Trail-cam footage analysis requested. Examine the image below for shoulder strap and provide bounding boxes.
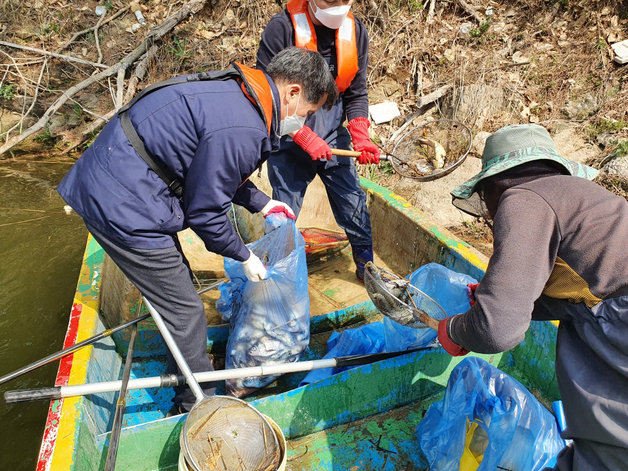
[117,67,242,198]
[118,67,239,114]
[119,111,183,198]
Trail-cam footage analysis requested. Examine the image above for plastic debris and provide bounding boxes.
[134,10,146,26]
[611,39,628,65]
[368,101,401,124]
[95,5,106,16]
[418,357,566,471]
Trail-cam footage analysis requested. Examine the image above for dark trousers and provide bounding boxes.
[86,224,215,411]
[267,143,373,248]
[539,296,628,470]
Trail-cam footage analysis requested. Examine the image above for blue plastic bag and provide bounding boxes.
[418,357,566,471]
[383,263,478,351]
[300,321,387,386]
[217,217,310,396]
[300,263,478,386]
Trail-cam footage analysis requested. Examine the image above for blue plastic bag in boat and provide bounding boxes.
[300,263,479,386]
[299,321,387,386]
[383,263,478,351]
[417,357,566,471]
[217,217,310,396]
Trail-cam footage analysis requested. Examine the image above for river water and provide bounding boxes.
[0,159,86,470]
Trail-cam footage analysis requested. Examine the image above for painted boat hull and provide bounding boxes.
[36,178,559,470]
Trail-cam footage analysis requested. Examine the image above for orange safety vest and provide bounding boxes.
[233,62,276,135]
[286,0,359,93]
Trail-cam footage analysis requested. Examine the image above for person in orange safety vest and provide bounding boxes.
[257,0,378,281]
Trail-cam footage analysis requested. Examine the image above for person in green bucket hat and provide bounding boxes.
[438,124,628,470]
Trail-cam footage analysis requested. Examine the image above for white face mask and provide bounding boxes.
[279,92,306,136]
[309,1,351,30]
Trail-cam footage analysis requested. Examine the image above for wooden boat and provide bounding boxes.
[34,173,560,470]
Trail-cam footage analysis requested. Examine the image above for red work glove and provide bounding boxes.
[437,317,469,356]
[292,126,332,161]
[347,117,380,165]
[261,199,296,220]
[467,283,480,307]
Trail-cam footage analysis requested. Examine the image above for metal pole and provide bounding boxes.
[4,347,432,403]
[142,297,205,404]
[104,322,138,471]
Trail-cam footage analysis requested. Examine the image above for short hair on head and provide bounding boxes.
[266,47,338,110]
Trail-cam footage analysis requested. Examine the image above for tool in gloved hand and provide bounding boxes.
[363,262,443,331]
[347,117,381,164]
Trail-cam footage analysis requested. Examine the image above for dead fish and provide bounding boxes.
[418,137,447,169]
[365,262,431,329]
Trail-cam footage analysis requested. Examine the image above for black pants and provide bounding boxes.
[538,296,628,470]
[86,224,216,411]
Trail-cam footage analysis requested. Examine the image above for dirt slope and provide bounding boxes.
[1,0,626,253]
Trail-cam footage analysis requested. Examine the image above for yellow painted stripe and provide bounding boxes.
[48,236,102,470]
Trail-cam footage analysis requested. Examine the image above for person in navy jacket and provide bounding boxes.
[257,0,379,281]
[57,47,337,413]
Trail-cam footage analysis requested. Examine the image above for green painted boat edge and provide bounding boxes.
[38,179,559,471]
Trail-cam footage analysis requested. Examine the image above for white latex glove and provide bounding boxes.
[261,199,296,220]
[242,250,267,282]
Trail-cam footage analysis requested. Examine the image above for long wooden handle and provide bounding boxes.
[332,148,390,162]
[331,148,361,157]
[415,310,440,331]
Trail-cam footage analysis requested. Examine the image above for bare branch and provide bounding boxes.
[115,67,125,109]
[426,0,436,24]
[418,84,453,108]
[0,0,208,156]
[94,11,107,65]
[455,0,483,24]
[55,7,130,54]
[62,45,159,155]
[0,41,109,69]
[2,58,48,140]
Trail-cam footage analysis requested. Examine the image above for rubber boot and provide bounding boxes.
[352,244,373,282]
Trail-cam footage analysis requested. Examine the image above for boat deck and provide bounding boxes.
[42,176,556,471]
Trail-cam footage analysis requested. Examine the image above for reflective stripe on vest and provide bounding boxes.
[287,0,359,92]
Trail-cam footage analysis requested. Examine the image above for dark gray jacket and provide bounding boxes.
[450,175,628,353]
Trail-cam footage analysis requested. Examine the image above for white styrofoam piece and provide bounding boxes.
[611,39,628,65]
[368,101,401,124]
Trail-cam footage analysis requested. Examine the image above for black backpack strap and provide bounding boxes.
[119,67,239,114]
[119,111,183,198]
[117,66,241,198]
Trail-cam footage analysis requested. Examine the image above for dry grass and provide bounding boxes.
[1,0,627,244]
[1,0,626,146]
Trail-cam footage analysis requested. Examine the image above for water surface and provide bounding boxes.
[0,159,86,470]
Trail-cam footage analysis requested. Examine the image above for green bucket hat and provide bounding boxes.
[451,124,598,200]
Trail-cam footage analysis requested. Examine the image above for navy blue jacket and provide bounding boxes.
[57,75,280,262]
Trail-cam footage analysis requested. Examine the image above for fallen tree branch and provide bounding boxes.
[0,0,208,157]
[456,0,483,24]
[418,84,453,108]
[0,41,108,69]
[62,45,160,155]
[2,58,48,141]
[426,0,436,24]
[389,84,454,143]
[94,11,108,65]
